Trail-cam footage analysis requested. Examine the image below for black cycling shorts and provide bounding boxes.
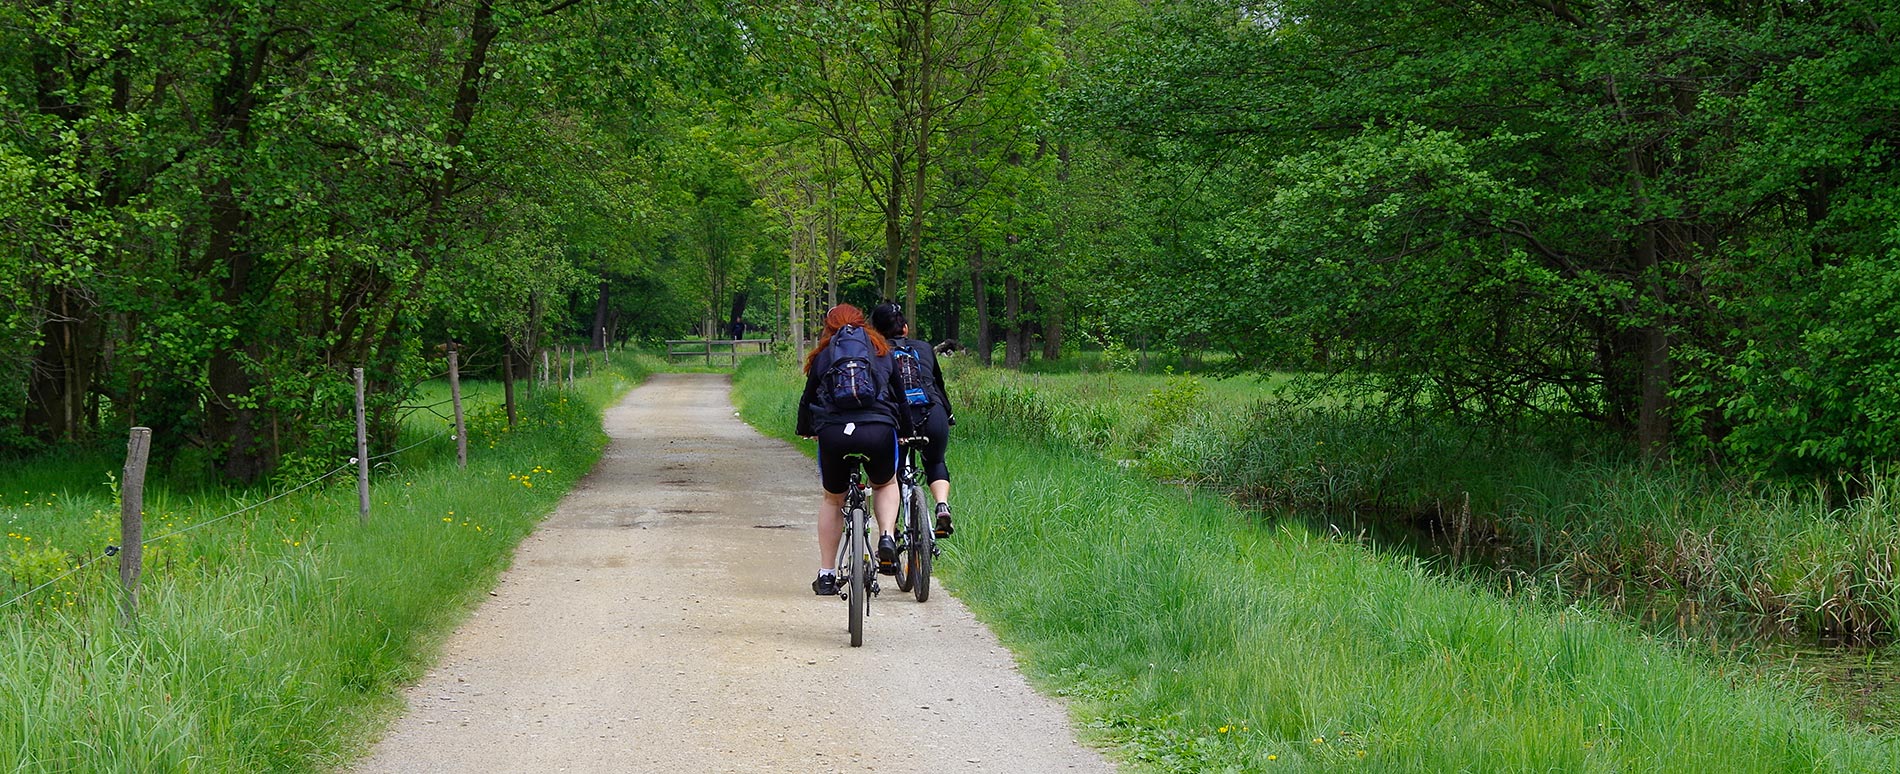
[816,421,898,494]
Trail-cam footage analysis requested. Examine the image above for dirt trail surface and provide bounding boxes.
[353,373,1115,774]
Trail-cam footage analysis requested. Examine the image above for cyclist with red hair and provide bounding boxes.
[796,304,913,596]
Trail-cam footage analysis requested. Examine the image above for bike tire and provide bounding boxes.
[847,503,867,647]
[909,487,932,603]
[893,487,916,593]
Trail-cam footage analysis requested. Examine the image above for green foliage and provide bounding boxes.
[1056,0,1900,478]
[0,0,747,480]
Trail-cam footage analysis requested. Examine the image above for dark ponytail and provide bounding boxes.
[870,302,907,340]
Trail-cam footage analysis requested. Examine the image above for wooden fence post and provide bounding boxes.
[354,367,370,525]
[541,350,551,388]
[448,350,467,469]
[567,346,576,387]
[119,427,151,626]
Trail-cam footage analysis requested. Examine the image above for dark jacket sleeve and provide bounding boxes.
[924,343,952,420]
[795,359,822,437]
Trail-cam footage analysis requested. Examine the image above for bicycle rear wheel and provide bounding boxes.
[907,487,932,603]
[847,501,867,647]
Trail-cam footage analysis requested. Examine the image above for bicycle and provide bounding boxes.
[892,437,937,602]
[832,456,878,647]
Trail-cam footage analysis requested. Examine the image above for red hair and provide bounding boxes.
[805,303,891,372]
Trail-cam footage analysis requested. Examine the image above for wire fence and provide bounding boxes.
[1,401,465,615]
[0,344,615,617]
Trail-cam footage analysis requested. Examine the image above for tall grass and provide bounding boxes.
[950,363,1900,643]
[735,357,1900,771]
[0,352,659,772]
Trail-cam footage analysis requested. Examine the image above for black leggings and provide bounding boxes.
[915,405,950,483]
[816,422,898,494]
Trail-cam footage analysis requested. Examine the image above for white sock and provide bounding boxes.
[818,568,836,577]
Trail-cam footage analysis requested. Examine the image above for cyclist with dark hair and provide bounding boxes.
[797,303,912,596]
[869,302,955,538]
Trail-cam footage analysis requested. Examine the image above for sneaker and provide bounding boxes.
[812,573,839,596]
[934,502,954,538]
[877,534,899,575]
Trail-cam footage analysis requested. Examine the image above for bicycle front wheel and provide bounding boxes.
[894,488,916,593]
[847,504,867,647]
[907,487,932,603]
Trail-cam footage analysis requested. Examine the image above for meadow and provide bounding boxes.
[0,353,657,772]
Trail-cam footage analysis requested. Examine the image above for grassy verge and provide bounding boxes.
[0,352,660,772]
[948,364,1900,644]
[733,356,1900,772]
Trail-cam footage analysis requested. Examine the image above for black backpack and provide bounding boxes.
[824,325,879,410]
[891,344,933,409]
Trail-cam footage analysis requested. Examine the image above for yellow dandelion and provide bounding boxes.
[1219,726,1230,734]
[1268,755,1278,761]
[1312,737,1324,744]
[443,517,452,522]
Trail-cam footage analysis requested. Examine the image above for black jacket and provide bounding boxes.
[796,342,912,437]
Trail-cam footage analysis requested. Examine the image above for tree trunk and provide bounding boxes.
[971,245,992,366]
[942,274,961,346]
[24,286,101,442]
[1004,274,1024,368]
[790,260,805,353]
[502,343,518,428]
[1042,290,1063,362]
[591,279,610,350]
[903,0,936,317]
[728,291,748,339]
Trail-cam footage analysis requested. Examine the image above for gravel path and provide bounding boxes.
[352,373,1115,773]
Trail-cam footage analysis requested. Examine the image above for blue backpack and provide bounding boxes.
[825,325,879,410]
[891,344,933,408]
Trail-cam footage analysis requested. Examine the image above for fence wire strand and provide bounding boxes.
[0,551,112,611]
[3,428,453,612]
[140,462,354,546]
[368,430,450,462]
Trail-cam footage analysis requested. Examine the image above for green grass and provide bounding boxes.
[947,362,1900,645]
[733,356,1900,772]
[0,351,661,772]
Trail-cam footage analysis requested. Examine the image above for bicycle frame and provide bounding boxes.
[834,465,876,646]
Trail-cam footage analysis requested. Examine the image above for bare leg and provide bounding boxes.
[818,490,844,570]
[930,479,949,506]
[871,479,899,535]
